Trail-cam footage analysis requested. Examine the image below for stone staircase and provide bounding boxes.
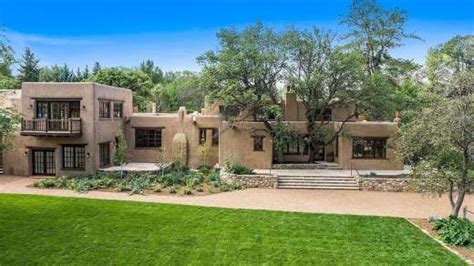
[277,175,359,190]
[273,162,342,170]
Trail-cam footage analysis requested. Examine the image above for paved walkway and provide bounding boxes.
[0,176,472,219]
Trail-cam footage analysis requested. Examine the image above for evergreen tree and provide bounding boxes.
[82,65,90,80]
[18,47,40,82]
[92,62,101,75]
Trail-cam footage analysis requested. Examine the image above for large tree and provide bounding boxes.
[284,28,362,162]
[0,28,15,77]
[88,67,156,111]
[340,0,422,121]
[158,71,204,112]
[340,0,420,75]
[397,36,473,217]
[0,27,19,90]
[198,23,287,132]
[140,60,164,84]
[18,47,40,82]
[0,108,20,153]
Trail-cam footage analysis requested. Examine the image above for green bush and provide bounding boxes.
[33,166,242,195]
[432,216,474,246]
[225,164,254,175]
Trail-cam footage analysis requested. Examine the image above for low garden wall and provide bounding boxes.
[360,176,474,193]
[221,172,277,189]
[359,177,412,192]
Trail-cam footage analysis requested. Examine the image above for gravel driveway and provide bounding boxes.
[1,175,472,219]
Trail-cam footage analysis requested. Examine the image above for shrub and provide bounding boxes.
[169,185,177,194]
[225,164,254,175]
[432,216,474,246]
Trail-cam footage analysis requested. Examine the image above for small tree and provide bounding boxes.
[155,147,168,176]
[197,144,210,168]
[113,128,129,178]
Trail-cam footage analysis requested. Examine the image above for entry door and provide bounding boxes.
[32,150,56,175]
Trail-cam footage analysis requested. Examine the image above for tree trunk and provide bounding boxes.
[306,115,317,163]
[452,186,466,217]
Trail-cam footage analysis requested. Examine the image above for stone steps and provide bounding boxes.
[272,163,342,170]
[277,175,359,190]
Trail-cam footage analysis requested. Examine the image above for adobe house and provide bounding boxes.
[0,82,403,177]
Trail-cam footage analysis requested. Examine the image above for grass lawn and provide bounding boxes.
[0,194,464,265]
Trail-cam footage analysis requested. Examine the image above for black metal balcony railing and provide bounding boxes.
[21,118,81,136]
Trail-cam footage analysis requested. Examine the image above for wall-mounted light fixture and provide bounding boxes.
[82,105,86,110]
[86,152,90,158]
[24,150,28,156]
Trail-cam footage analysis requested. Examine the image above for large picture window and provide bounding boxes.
[135,128,162,148]
[99,101,110,118]
[62,145,86,170]
[352,138,387,159]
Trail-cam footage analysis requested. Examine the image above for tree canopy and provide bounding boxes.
[397,35,473,217]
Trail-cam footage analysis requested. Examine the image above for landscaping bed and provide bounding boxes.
[0,194,465,265]
[410,218,474,263]
[32,165,242,196]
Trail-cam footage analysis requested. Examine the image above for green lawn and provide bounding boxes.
[0,194,464,265]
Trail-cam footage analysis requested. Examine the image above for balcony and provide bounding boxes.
[21,118,82,137]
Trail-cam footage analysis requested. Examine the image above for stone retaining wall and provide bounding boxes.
[221,172,277,189]
[359,177,412,192]
[360,177,474,193]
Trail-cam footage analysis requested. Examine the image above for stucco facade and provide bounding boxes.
[0,82,403,177]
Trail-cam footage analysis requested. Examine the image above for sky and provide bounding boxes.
[1,0,473,72]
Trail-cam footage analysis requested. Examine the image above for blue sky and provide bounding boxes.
[1,0,473,72]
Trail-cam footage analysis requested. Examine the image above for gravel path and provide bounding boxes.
[1,176,472,219]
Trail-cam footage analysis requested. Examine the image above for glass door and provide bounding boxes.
[32,150,55,175]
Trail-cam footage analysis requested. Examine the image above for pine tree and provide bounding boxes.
[82,65,90,80]
[17,47,40,82]
[92,62,101,75]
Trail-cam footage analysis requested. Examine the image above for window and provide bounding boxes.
[253,136,264,151]
[199,128,207,145]
[99,143,110,167]
[316,108,332,121]
[212,128,219,146]
[135,128,162,148]
[62,145,86,170]
[35,101,80,118]
[352,138,387,159]
[113,102,123,118]
[283,139,309,155]
[99,101,110,118]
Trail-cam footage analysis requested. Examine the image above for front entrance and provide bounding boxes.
[32,150,56,175]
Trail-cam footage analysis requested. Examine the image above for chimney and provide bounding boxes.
[284,89,297,121]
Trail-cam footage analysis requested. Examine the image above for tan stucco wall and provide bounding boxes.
[336,122,404,170]
[2,82,132,176]
[1,83,403,175]
[127,109,220,168]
